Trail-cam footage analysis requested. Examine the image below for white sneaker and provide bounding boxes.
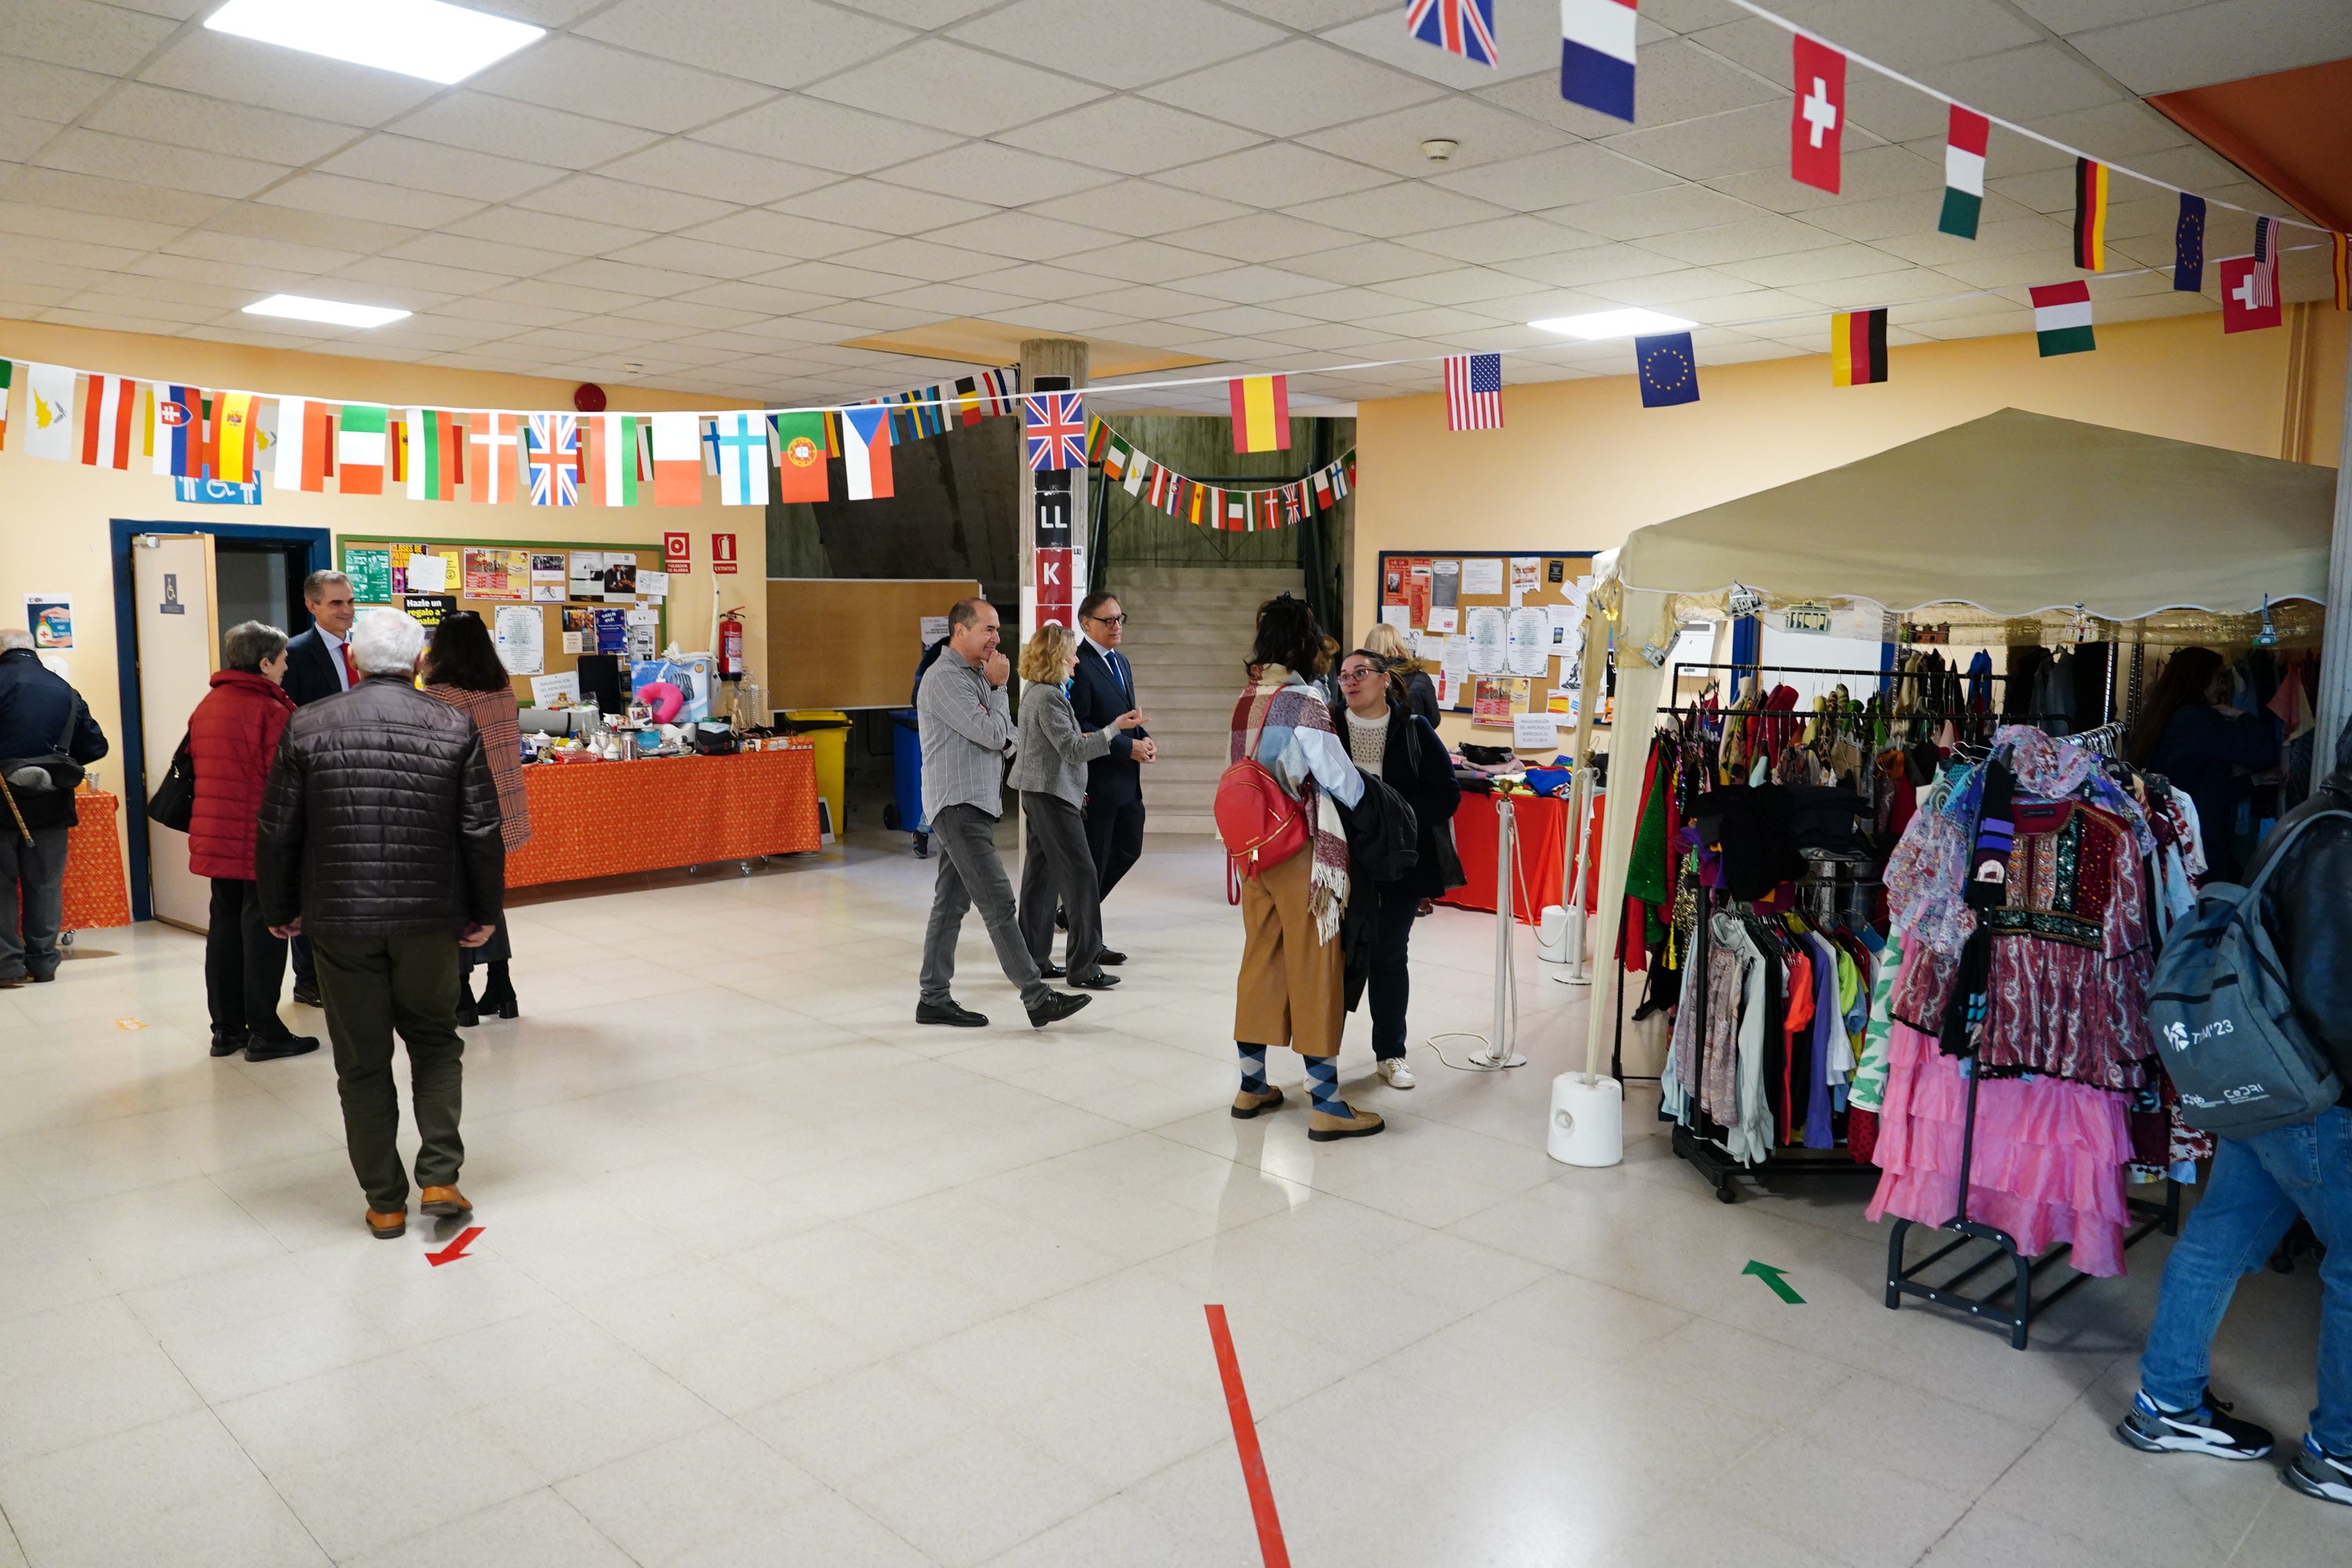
[1377,1058,1415,1089]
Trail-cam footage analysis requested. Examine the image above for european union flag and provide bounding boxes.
[1636,332,1700,408]
[2173,193,2205,292]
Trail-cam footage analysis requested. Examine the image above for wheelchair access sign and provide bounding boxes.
[172,477,261,505]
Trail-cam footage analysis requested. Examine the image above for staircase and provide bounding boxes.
[1105,565,1305,837]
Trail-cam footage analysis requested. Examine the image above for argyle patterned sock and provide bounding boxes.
[1237,1044,1267,1095]
[1305,1055,1349,1117]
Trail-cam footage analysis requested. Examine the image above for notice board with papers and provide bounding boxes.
[337,533,670,707]
[1377,549,1599,742]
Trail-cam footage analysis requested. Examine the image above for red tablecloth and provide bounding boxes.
[60,791,132,931]
[1435,789,1607,927]
[506,748,822,888]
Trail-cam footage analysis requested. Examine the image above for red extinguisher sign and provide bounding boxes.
[711,533,738,575]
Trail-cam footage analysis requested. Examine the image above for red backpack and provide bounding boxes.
[1215,693,1308,879]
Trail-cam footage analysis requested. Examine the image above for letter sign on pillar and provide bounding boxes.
[1036,548,1074,628]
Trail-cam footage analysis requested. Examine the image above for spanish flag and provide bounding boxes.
[2333,231,2350,311]
[2072,158,2108,272]
[1829,307,1887,387]
[1228,373,1289,453]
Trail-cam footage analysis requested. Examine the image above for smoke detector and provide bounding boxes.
[1421,138,1458,162]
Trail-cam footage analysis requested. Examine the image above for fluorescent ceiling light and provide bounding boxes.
[1530,308,1697,340]
[205,0,544,85]
[245,294,412,328]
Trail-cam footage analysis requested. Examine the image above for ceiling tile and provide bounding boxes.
[804,40,1106,136]
[1295,98,1572,176]
[1219,0,1391,29]
[1397,214,1609,263]
[0,113,57,165]
[1772,0,2042,70]
[1058,238,1239,283]
[0,56,113,123]
[1157,143,1392,207]
[1066,282,1216,318]
[995,96,1264,176]
[1717,241,1923,287]
[1138,40,1443,138]
[772,179,996,233]
[680,208,884,259]
[1842,74,1952,144]
[0,0,177,74]
[1167,211,1362,262]
[1784,267,1978,307]
[822,237,1012,281]
[877,142,1118,206]
[1869,212,2068,266]
[388,232,572,278]
[691,96,960,176]
[258,172,482,229]
[472,37,775,134]
[869,279,1036,316]
[1916,44,2126,120]
[321,135,562,203]
[0,198,182,251]
[924,210,1124,263]
[208,201,420,254]
[956,261,1118,300]
[511,173,737,232]
[1602,102,1851,183]
[2056,0,2352,96]
[1546,183,1759,241]
[677,280,844,314]
[604,234,800,279]
[540,256,720,297]
[387,93,664,169]
[1633,214,1847,265]
[34,128,289,200]
[1027,180,1251,238]
[1432,143,1684,210]
[576,0,916,89]
[1370,265,1545,306]
[962,0,1288,91]
[1703,143,1940,215]
[1280,240,1457,285]
[1581,266,1759,306]
[1492,242,1690,288]
[749,260,918,296]
[594,142,837,206]
[1346,303,1509,338]
[1171,266,1334,305]
[1287,180,1515,238]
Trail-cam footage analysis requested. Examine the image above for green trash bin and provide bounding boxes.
[783,710,851,837]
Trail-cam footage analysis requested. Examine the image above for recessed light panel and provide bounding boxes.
[205,0,544,85]
[244,294,412,328]
[1530,308,1698,340]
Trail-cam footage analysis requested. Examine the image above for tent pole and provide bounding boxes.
[2314,347,2352,788]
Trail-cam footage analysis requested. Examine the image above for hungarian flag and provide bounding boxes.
[840,405,894,501]
[2072,158,2108,271]
[1789,36,1845,194]
[405,408,463,500]
[712,411,768,507]
[1559,0,1636,122]
[1938,107,1987,239]
[275,397,333,492]
[1829,308,1888,387]
[0,361,10,451]
[2173,194,2206,292]
[467,412,517,503]
[2030,281,2095,357]
[771,411,829,502]
[78,374,139,470]
[649,413,702,506]
[1229,374,1289,452]
[337,404,388,494]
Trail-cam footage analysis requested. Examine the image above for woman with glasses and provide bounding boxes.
[1011,623,1142,990]
[1335,647,1461,1088]
[1360,622,1441,730]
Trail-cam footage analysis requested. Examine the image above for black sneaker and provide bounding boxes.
[209,1029,250,1058]
[1026,992,1092,1029]
[916,999,989,1028]
[2285,1436,2352,1505]
[292,984,322,1007]
[2115,1390,2274,1460]
[245,1034,320,1062]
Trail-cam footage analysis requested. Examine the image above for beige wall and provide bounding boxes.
[1,319,768,852]
[1352,309,2349,739]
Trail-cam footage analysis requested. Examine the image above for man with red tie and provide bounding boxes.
[279,570,358,1004]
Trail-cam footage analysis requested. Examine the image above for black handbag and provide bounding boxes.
[146,731,195,833]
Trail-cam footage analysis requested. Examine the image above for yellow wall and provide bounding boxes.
[1352,308,2349,699]
[1,319,767,851]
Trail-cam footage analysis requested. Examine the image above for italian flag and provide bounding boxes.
[1939,106,1987,240]
[2030,281,2095,358]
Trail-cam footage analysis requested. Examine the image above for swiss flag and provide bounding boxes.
[1790,36,1846,194]
[2218,255,2281,334]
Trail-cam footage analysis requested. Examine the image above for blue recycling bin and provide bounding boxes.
[887,710,929,855]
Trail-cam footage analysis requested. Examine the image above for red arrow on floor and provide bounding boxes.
[426,1226,483,1267]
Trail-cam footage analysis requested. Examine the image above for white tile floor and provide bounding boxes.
[0,829,2340,1566]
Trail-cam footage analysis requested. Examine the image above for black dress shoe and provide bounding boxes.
[209,1029,250,1058]
[1026,992,1092,1028]
[1037,962,1067,979]
[491,993,519,1021]
[456,996,480,1028]
[1069,971,1120,990]
[245,1034,320,1062]
[916,999,989,1027]
[1096,949,1127,967]
[292,984,322,1007]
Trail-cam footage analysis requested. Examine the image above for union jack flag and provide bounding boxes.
[1406,0,1497,67]
[524,412,581,506]
[1022,390,1087,471]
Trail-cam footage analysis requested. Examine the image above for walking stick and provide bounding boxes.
[0,773,33,846]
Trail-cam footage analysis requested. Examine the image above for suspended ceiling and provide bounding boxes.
[1,0,2347,410]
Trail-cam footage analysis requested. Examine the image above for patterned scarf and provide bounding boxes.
[1240,666,1351,942]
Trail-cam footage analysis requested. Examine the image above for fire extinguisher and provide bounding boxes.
[717,608,745,678]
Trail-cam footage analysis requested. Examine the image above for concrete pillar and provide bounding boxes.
[2313,348,2352,787]
[1018,338,1089,649]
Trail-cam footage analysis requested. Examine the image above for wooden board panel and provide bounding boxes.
[339,535,668,707]
[766,578,981,711]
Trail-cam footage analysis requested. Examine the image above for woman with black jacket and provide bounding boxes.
[1334,648,1461,1088]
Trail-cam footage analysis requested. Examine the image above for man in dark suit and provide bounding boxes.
[279,569,356,1003]
[1068,590,1152,963]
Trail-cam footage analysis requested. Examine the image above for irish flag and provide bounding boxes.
[2030,281,2095,358]
[1939,107,1987,240]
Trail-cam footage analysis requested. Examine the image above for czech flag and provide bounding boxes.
[840,405,895,501]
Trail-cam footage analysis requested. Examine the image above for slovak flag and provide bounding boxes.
[1407,0,1497,68]
[1560,0,1637,122]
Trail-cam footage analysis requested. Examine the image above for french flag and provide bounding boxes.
[1561,0,1637,122]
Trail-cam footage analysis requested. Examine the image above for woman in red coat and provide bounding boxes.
[190,622,316,1062]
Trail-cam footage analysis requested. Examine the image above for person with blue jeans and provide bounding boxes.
[2119,721,2352,1508]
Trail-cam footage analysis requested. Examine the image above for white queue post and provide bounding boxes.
[1473,790,1528,1070]
[1555,768,1593,987]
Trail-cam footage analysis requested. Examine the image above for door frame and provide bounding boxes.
[111,519,333,921]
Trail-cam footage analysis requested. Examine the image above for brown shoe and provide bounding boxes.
[366,1208,407,1239]
[1308,1103,1385,1142]
[419,1185,472,1218]
[1231,1084,1285,1120]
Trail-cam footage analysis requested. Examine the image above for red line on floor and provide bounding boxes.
[1204,1304,1291,1568]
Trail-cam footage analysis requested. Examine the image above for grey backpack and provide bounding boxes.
[2145,809,2351,1138]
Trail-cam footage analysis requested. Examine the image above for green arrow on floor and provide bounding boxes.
[1742,1261,1804,1304]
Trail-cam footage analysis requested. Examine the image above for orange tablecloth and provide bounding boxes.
[60,790,132,931]
[506,748,822,888]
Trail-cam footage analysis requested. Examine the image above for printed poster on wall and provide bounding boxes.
[1461,557,1503,596]
[1505,607,1552,677]
[1406,560,1432,627]
[344,549,393,604]
[1430,559,1461,617]
[463,548,529,600]
[386,544,423,595]
[568,552,606,597]
[492,604,544,675]
[1465,605,1506,674]
[1509,557,1540,604]
[601,559,638,599]
[1471,677,1519,728]
[593,608,627,653]
[404,593,454,630]
[24,594,71,649]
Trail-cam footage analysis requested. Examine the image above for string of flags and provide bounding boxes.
[1091,416,1356,534]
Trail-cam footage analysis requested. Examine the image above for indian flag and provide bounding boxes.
[2030,281,2095,358]
[1938,106,1987,240]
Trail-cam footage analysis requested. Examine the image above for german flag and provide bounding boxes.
[2073,158,2108,271]
[1830,307,1887,387]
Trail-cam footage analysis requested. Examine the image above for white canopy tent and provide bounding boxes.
[1573,408,2339,1083]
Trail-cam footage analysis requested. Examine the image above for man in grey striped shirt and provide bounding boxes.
[916,598,1091,1030]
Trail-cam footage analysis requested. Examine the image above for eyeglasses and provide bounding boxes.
[1085,613,1127,626]
[1337,667,1383,683]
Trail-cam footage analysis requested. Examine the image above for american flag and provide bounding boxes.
[1444,353,1504,430]
[524,413,580,506]
[1022,390,1087,470]
[1406,0,1497,67]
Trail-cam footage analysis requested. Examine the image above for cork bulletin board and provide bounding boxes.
[336,534,670,706]
[765,577,980,711]
[1377,549,1600,724]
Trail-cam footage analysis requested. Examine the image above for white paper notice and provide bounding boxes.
[1379,604,1410,630]
[636,570,668,599]
[531,583,564,603]
[529,670,580,708]
[1427,607,1458,633]
[1513,712,1559,750]
[1442,634,1471,679]
[1547,604,1581,647]
[625,608,659,628]
[492,604,543,675]
[1462,557,1503,595]
[919,615,949,648]
[1505,606,1552,677]
[1466,606,1506,674]
[561,630,583,655]
[405,553,448,593]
